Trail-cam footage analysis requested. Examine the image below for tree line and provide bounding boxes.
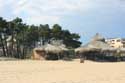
[0,17,81,59]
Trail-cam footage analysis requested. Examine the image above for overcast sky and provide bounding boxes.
[0,0,125,44]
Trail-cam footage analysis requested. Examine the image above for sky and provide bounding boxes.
[0,0,125,44]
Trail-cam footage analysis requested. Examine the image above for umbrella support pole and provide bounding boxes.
[80,54,84,63]
[58,54,60,60]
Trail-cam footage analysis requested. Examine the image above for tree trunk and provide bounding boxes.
[4,38,9,57]
[16,39,20,58]
[11,32,14,57]
[0,35,6,57]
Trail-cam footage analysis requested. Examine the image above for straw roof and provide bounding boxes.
[101,47,117,52]
[33,47,45,51]
[58,45,69,51]
[86,41,110,49]
[43,40,69,53]
[75,46,99,53]
[75,41,101,53]
[75,33,115,53]
[44,44,62,54]
[118,48,125,53]
[91,33,105,41]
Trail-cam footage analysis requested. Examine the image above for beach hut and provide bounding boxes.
[75,45,100,54]
[75,33,120,62]
[32,39,69,60]
[75,46,100,63]
[44,44,63,60]
[75,38,110,59]
[31,47,46,60]
[58,45,70,60]
[59,45,69,52]
[116,48,125,61]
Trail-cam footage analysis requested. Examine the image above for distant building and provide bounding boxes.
[105,38,123,48]
[122,39,125,48]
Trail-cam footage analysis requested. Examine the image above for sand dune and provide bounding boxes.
[0,59,125,83]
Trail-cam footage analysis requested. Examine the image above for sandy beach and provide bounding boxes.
[0,59,125,83]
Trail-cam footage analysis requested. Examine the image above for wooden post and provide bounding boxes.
[80,53,84,63]
[58,53,60,60]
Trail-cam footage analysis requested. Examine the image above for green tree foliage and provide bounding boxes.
[39,24,51,45]
[61,30,81,48]
[51,24,62,40]
[0,17,82,59]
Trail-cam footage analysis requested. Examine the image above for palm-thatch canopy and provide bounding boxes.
[75,46,100,53]
[75,33,115,53]
[32,40,69,60]
[58,45,69,52]
[44,40,69,53]
[86,41,110,49]
[89,33,110,49]
[101,47,117,52]
[75,33,125,61]
[44,43,69,60]
[118,48,125,53]
[91,33,105,41]
[44,44,62,54]
[33,47,45,51]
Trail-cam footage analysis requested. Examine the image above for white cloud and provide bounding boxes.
[1,0,123,25]
[0,0,6,12]
[7,0,90,24]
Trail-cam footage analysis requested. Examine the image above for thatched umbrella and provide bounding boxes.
[117,48,125,57]
[75,34,114,61]
[44,44,63,60]
[75,46,99,53]
[119,48,125,52]
[45,44,62,54]
[75,40,108,53]
[59,45,69,52]
[76,33,109,53]
[58,45,69,59]
[118,48,125,61]
[91,33,105,41]
[87,41,109,49]
[101,47,117,53]
[75,44,101,63]
[34,47,45,51]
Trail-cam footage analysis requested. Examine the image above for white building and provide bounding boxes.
[105,38,123,48]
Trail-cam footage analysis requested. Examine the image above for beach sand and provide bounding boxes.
[0,59,125,83]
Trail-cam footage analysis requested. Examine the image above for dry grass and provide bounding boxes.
[0,59,125,83]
